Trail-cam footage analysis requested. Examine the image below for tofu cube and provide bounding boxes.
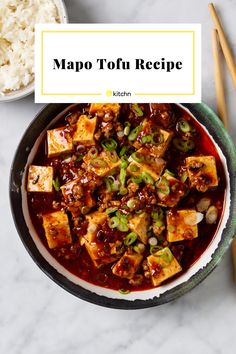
[83,150,121,177]
[147,247,182,286]
[42,210,72,249]
[83,212,122,267]
[112,252,143,279]
[157,172,187,207]
[128,212,150,244]
[73,115,97,146]
[47,127,73,157]
[60,178,81,203]
[27,165,53,192]
[186,156,218,192]
[166,209,198,242]
[137,128,173,158]
[89,103,120,118]
[127,156,166,182]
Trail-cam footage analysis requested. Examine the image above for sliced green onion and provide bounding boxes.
[152,209,164,221]
[131,152,144,163]
[159,248,173,265]
[127,198,136,209]
[90,158,108,168]
[76,154,84,162]
[133,243,146,254]
[130,164,139,173]
[88,146,98,159]
[52,177,60,192]
[121,157,128,169]
[108,216,120,229]
[119,146,129,157]
[150,245,163,255]
[106,207,118,214]
[104,178,112,192]
[128,125,142,141]
[124,232,137,246]
[164,169,175,177]
[142,172,154,185]
[173,138,195,152]
[118,222,129,232]
[177,119,191,133]
[131,176,143,184]
[118,289,130,295]
[119,186,128,195]
[120,167,126,187]
[116,211,129,223]
[131,104,143,117]
[106,150,118,162]
[156,177,170,195]
[181,171,188,183]
[154,219,164,228]
[148,237,158,246]
[141,134,153,144]
[101,138,117,151]
[124,121,131,136]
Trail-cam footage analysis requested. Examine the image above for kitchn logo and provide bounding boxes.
[106,90,131,97]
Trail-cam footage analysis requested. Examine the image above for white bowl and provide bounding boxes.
[0,0,68,103]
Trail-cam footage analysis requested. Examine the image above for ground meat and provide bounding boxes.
[127,182,139,194]
[150,103,176,128]
[129,274,144,286]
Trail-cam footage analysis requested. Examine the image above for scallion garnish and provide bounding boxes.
[130,164,139,173]
[128,125,142,141]
[131,176,143,184]
[106,207,118,214]
[119,146,129,157]
[108,216,120,229]
[173,138,195,152]
[141,134,153,144]
[124,121,131,136]
[150,245,163,255]
[131,152,144,163]
[88,146,98,159]
[90,158,108,168]
[164,169,175,177]
[156,177,170,195]
[52,177,60,192]
[177,119,191,133]
[101,138,118,151]
[76,154,84,162]
[127,198,136,209]
[118,289,130,295]
[141,172,154,185]
[131,104,143,117]
[124,232,137,246]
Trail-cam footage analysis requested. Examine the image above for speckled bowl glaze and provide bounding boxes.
[9,103,236,309]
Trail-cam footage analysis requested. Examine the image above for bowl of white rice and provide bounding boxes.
[0,0,68,102]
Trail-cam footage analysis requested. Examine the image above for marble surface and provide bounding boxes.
[1,0,236,353]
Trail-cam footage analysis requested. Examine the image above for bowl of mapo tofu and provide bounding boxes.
[10,103,236,308]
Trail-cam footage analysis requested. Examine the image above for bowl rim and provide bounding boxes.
[9,102,236,309]
[0,0,69,103]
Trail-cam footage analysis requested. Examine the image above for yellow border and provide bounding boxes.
[40,30,196,97]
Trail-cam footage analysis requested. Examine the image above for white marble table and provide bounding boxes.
[1,1,236,353]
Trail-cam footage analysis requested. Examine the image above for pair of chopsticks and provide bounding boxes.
[208,3,236,281]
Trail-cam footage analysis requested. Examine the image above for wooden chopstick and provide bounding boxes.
[208,3,236,90]
[211,29,228,129]
[210,7,236,282]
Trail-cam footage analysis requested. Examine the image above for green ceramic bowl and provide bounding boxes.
[9,102,236,309]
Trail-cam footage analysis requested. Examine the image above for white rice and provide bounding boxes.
[0,0,60,94]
